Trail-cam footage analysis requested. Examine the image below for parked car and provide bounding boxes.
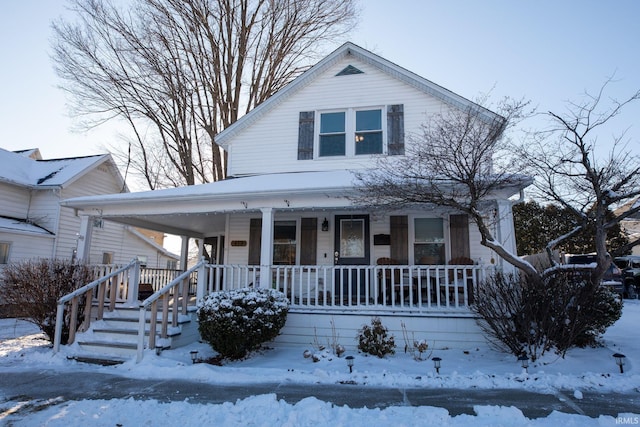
[564,254,625,296]
[613,255,640,299]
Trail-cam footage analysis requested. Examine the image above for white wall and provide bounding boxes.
[224,209,493,268]
[0,231,54,263]
[0,182,30,219]
[227,55,447,177]
[275,311,485,350]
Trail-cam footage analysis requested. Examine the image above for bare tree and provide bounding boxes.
[52,0,357,188]
[517,79,640,282]
[354,97,538,277]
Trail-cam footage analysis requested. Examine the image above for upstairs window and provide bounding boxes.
[355,109,382,155]
[319,112,346,157]
[318,108,383,157]
[298,105,403,159]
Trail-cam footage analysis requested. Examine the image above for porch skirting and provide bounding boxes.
[272,309,485,351]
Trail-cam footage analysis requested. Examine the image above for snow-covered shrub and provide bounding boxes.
[531,269,622,352]
[473,270,623,361]
[0,259,93,344]
[357,317,395,358]
[197,287,289,360]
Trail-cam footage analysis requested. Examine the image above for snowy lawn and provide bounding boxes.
[1,300,639,426]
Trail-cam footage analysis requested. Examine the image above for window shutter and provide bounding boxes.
[300,218,318,265]
[387,104,404,155]
[449,214,470,259]
[298,111,315,160]
[248,218,262,265]
[390,215,408,264]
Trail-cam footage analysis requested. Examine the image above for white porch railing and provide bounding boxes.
[53,261,493,361]
[202,264,494,311]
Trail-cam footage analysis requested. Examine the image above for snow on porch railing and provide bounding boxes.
[53,259,139,353]
[201,264,494,310]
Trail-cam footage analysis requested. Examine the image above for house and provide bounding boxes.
[56,43,532,359]
[616,197,640,256]
[0,148,178,269]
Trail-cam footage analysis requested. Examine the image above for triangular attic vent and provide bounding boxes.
[336,65,363,76]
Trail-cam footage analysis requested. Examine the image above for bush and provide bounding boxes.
[357,317,396,358]
[0,259,94,344]
[197,287,289,360]
[473,270,623,361]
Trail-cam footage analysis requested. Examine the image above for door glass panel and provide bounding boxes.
[340,219,365,258]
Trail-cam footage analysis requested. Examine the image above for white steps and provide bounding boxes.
[71,305,198,362]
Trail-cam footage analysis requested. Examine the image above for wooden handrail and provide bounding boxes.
[53,259,139,353]
[136,259,206,362]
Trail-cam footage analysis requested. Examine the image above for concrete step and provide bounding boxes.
[70,306,197,361]
[92,326,181,344]
[76,340,139,358]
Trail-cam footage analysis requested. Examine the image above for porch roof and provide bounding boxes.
[60,170,531,238]
[61,170,359,237]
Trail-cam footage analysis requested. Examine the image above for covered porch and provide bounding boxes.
[56,171,524,358]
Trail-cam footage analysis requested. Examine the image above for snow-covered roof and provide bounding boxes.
[0,216,54,236]
[62,170,359,208]
[216,42,499,149]
[0,147,117,189]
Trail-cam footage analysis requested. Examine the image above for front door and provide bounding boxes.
[334,215,370,302]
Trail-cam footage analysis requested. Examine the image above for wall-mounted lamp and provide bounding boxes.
[322,218,329,232]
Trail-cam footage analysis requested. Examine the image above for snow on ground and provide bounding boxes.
[1,300,639,426]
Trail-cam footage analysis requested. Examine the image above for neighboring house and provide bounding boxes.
[60,42,532,354]
[0,148,178,269]
[617,197,640,256]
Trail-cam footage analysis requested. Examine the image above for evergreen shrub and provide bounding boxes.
[197,287,289,360]
[357,317,396,357]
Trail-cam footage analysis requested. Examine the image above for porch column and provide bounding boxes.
[259,208,274,288]
[179,236,190,271]
[496,200,517,274]
[75,215,94,262]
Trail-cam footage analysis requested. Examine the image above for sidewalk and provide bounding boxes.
[2,369,638,419]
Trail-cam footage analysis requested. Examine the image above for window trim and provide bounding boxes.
[315,106,386,158]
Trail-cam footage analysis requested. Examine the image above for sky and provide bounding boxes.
[0,1,638,160]
[1,299,639,425]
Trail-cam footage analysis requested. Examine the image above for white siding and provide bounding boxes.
[227,55,446,176]
[275,312,485,350]
[0,182,30,219]
[28,189,62,232]
[224,209,492,269]
[56,166,124,261]
[42,165,173,267]
[0,232,54,263]
[89,223,171,268]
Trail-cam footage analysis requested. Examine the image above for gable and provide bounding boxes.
[217,42,495,149]
[224,53,452,177]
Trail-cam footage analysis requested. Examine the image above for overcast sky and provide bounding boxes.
[1,0,638,160]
